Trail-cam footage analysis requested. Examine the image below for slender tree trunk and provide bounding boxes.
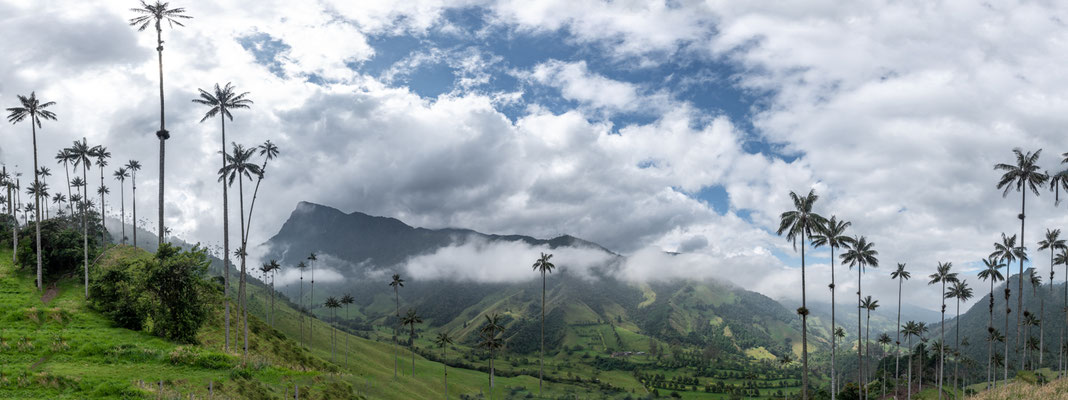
[896,275,903,397]
[1019,191,1026,370]
[939,281,945,400]
[131,171,137,248]
[395,287,399,379]
[99,166,105,245]
[800,230,809,400]
[540,269,546,395]
[908,336,913,400]
[6,166,13,265]
[119,179,125,244]
[82,165,88,299]
[411,325,416,378]
[31,124,42,291]
[238,174,248,358]
[219,116,231,352]
[154,24,167,248]
[310,262,315,343]
[1005,285,1010,383]
[63,161,73,217]
[831,246,837,400]
[242,159,270,242]
[858,263,864,400]
[865,310,871,400]
[443,346,448,400]
[954,296,960,399]
[988,282,994,390]
[299,269,304,347]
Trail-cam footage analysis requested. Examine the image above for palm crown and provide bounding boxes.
[948,280,974,302]
[533,252,555,274]
[192,82,253,123]
[811,215,854,250]
[928,262,959,286]
[991,233,1026,265]
[995,148,1048,198]
[218,143,262,186]
[1038,228,1066,253]
[891,263,910,280]
[978,257,1006,283]
[129,1,190,32]
[6,92,57,127]
[841,236,879,272]
[777,189,827,249]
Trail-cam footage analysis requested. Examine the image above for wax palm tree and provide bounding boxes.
[112,168,129,244]
[903,321,922,400]
[194,82,252,352]
[811,215,853,400]
[219,142,262,358]
[434,331,455,399]
[297,261,307,347]
[130,1,191,247]
[7,92,57,291]
[307,252,317,342]
[51,193,66,217]
[341,293,354,366]
[986,329,1005,388]
[402,309,423,378]
[978,256,1005,389]
[70,138,93,298]
[55,149,75,216]
[991,232,1025,381]
[834,327,846,394]
[258,261,273,325]
[531,252,555,394]
[124,160,141,248]
[389,273,404,379]
[1022,311,1039,370]
[26,183,48,223]
[776,189,827,399]
[841,235,878,398]
[91,145,110,245]
[890,263,911,393]
[36,167,50,219]
[947,279,972,397]
[1038,228,1065,369]
[878,333,892,398]
[861,295,879,399]
[324,297,340,362]
[2,169,13,263]
[928,261,957,399]
[1057,249,1068,378]
[1026,272,1042,370]
[479,313,505,396]
[241,140,278,242]
[995,148,1048,370]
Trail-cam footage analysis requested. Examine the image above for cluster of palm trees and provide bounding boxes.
[780,148,1068,400]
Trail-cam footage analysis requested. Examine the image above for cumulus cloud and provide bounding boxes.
[403,236,617,283]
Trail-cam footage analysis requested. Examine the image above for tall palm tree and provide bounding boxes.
[776,189,827,400]
[1023,311,1040,370]
[129,1,191,247]
[861,295,879,399]
[1038,228,1065,369]
[531,252,555,394]
[834,327,846,394]
[91,146,110,245]
[995,148,1048,369]
[903,321,921,400]
[70,138,93,299]
[978,256,1005,389]
[55,149,75,216]
[193,82,252,352]
[841,235,878,398]
[811,215,853,400]
[389,273,404,379]
[219,142,262,358]
[124,160,141,248]
[1026,272,1042,369]
[479,313,505,396]
[7,92,57,291]
[36,167,50,219]
[928,261,958,400]
[341,293,354,366]
[434,331,455,399]
[297,261,307,347]
[402,309,423,378]
[891,263,911,395]
[987,329,1005,388]
[2,169,13,263]
[51,193,66,217]
[241,140,278,242]
[258,261,273,324]
[947,279,972,397]
[307,252,317,342]
[324,297,340,362]
[1056,249,1068,377]
[113,168,129,244]
[878,333,892,398]
[991,232,1025,381]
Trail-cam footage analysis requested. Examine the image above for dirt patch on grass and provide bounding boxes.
[41,283,58,304]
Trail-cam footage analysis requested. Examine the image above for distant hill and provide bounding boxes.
[261,202,824,363]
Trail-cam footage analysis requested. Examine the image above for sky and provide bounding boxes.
[4,0,1068,313]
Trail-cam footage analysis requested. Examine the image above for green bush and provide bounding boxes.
[16,216,100,282]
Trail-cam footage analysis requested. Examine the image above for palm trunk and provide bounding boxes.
[238,173,248,358]
[63,161,73,217]
[896,275,903,396]
[540,270,546,395]
[411,325,416,378]
[858,263,864,400]
[954,296,960,399]
[831,246,837,400]
[119,179,125,244]
[345,303,350,367]
[443,346,449,399]
[299,269,304,347]
[988,283,993,390]
[394,287,399,379]
[1005,286,1010,383]
[242,159,270,242]
[310,263,315,343]
[939,281,945,400]
[908,336,913,400]
[219,116,231,352]
[82,164,88,299]
[800,230,809,400]
[31,124,42,291]
[1018,191,1026,370]
[131,171,137,248]
[154,23,167,248]
[99,166,105,245]
[8,167,14,265]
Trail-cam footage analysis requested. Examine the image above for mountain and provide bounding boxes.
[261,202,821,364]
